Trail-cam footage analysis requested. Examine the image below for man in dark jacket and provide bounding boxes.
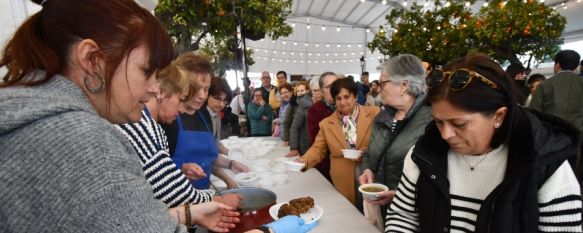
[306,72,338,182]
[530,50,583,179]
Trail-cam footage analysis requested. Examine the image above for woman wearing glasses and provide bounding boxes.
[358,54,432,225]
[200,77,251,189]
[386,54,581,232]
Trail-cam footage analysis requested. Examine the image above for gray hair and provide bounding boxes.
[378,54,427,96]
[319,72,336,89]
[309,75,320,90]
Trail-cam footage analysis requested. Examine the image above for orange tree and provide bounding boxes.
[369,0,566,68]
[155,0,293,72]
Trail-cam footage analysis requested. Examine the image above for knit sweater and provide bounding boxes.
[116,110,212,208]
[0,73,185,233]
[385,146,582,232]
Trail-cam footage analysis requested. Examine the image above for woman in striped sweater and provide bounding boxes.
[117,62,213,208]
[385,54,582,233]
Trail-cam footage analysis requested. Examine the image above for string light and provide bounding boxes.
[465,1,471,6]
[382,0,387,4]
[445,1,451,7]
[402,1,408,7]
[306,24,311,29]
[483,1,489,6]
[336,26,341,32]
[322,26,326,31]
[291,23,295,28]
[366,28,370,33]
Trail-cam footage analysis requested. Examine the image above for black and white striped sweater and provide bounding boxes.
[386,145,582,233]
[117,110,212,208]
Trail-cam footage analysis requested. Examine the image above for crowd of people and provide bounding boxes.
[1,0,582,233]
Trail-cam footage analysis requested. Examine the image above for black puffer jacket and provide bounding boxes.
[412,109,580,233]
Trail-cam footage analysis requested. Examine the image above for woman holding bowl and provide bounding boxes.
[297,78,380,206]
[358,54,432,221]
[385,53,581,232]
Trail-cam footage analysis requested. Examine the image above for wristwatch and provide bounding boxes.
[256,225,271,233]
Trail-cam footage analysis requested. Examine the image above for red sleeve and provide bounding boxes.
[307,106,319,145]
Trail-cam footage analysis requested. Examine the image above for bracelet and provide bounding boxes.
[228,160,235,170]
[184,204,192,229]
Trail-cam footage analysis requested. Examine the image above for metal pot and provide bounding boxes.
[222,187,276,233]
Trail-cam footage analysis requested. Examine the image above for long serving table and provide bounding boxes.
[212,136,381,233]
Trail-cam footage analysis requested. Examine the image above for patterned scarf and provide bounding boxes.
[338,105,360,149]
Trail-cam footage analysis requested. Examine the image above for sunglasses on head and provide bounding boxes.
[427,68,500,91]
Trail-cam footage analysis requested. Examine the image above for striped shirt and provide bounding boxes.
[117,110,212,208]
[386,145,582,232]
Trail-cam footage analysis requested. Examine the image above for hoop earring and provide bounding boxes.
[84,73,105,94]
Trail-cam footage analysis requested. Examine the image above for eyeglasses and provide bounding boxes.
[211,95,228,104]
[427,68,499,91]
[379,80,392,90]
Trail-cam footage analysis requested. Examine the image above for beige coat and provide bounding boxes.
[302,106,380,205]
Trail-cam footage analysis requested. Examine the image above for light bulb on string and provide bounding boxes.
[358,44,362,48]
[308,61,311,63]
[483,1,489,7]
[315,61,319,64]
[300,53,303,56]
[304,43,308,46]
[282,41,286,45]
[366,28,370,33]
[337,44,341,48]
[306,24,311,29]
[282,51,286,55]
[445,1,451,7]
[347,44,352,48]
[315,43,320,47]
[336,26,341,32]
[322,26,326,31]
[360,0,365,3]
[382,0,387,4]
[291,52,295,55]
[291,23,295,28]
[402,1,408,7]
[465,1,471,6]
[293,42,298,46]
[326,44,330,47]
[308,53,312,56]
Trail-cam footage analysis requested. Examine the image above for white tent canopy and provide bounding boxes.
[2,0,583,81]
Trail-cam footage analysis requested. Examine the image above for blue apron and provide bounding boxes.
[172,111,218,189]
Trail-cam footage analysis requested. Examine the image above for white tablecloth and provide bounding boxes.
[214,136,381,233]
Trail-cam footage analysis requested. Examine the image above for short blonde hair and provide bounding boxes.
[174,52,213,99]
[157,63,191,99]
